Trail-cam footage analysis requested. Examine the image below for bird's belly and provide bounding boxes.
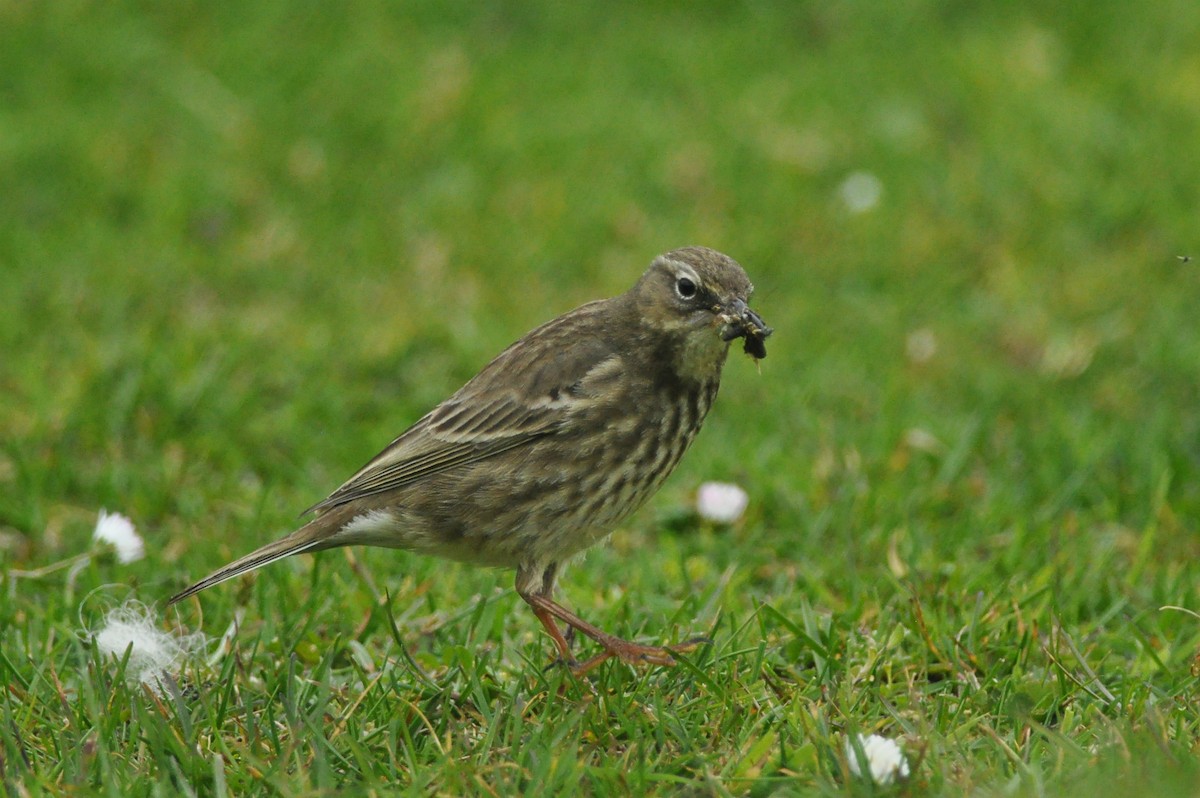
[454,421,702,564]
[350,384,716,569]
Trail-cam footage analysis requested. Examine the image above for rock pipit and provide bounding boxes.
[170,246,771,674]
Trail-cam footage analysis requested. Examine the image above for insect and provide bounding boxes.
[743,325,770,359]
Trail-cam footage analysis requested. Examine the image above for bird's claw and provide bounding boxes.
[669,635,713,653]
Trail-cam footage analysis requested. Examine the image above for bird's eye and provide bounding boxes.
[675,276,698,300]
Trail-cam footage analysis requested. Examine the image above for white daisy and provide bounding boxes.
[695,481,749,524]
[846,733,910,785]
[92,510,145,564]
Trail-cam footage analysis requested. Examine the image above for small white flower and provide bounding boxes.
[695,481,749,524]
[92,510,144,564]
[846,733,910,785]
[905,328,938,364]
[838,171,883,214]
[903,427,944,454]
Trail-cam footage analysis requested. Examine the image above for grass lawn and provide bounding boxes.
[3,1,1200,794]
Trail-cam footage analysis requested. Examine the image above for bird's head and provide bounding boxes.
[631,247,772,377]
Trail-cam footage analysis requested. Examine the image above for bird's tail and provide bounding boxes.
[167,506,352,605]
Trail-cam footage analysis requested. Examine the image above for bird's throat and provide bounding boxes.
[674,331,731,383]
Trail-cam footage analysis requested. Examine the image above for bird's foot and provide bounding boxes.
[566,633,712,676]
[522,591,710,676]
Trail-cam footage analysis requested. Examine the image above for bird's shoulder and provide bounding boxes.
[448,297,634,407]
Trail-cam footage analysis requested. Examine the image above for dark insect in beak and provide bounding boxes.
[742,328,770,359]
[719,299,773,360]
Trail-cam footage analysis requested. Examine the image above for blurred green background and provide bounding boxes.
[2,1,1199,794]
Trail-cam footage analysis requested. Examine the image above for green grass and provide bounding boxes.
[3,0,1200,794]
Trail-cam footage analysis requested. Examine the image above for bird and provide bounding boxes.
[168,246,772,674]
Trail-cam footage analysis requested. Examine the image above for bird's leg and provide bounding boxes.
[516,563,703,675]
[526,599,577,665]
[517,563,581,669]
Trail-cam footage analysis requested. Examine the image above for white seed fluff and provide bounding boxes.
[91,600,204,693]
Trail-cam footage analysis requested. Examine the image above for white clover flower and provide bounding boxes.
[696,481,749,524]
[92,510,145,564]
[846,733,910,785]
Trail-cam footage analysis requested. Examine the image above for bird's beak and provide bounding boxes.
[718,298,773,359]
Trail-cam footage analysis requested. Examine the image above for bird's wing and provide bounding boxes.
[304,308,625,515]
[302,401,555,514]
